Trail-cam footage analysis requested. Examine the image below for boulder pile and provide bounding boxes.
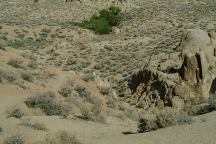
[128,29,216,109]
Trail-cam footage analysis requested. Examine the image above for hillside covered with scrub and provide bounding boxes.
[0,0,216,144]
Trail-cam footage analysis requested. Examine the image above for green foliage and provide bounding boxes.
[99,6,121,26]
[94,18,111,34]
[73,6,121,34]
[7,40,25,49]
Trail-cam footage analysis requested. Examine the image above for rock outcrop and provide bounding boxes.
[176,29,216,100]
[128,29,216,109]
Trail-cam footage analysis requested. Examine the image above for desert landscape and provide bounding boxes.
[0,0,216,143]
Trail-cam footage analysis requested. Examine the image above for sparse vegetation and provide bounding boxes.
[73,6,122,34]
[7,40,26,49]
[209,94,216,110]
[7,58,23,68]
[36,131,81,144]
[82,73,94,82]
[4,135,24,144]
[21,119,46,131]
[21,72,34,82]
[58,84,73,97]
[74,85,91,98]
[28,60,38,69]
[79,104,92,120]
[7,37,46,49]
[0,68,18,83]
[66,57,77,65]
[25,91,69,116]
[79,97,106,123]
[7,107,25,119]
[138,109,192,133]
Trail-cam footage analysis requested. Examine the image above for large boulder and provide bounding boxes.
[127,29,216,109]
[176,29,216,100]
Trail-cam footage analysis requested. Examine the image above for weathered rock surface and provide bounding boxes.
[128,29,216,109]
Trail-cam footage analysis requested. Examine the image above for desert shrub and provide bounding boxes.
[82,73,94,82]
[58,84,73,97]
[7,38,46,49]
[74,85,91,98]
[0,75,3,83]
[85,95,103,106]
[93,63,103,70]
[97,81,111,95]
[25,92,69,116]
[0,69,18,83]
[91,104,106,123]
[66,57,77,65]
[87,95,106,122]
[106,96,118,109]
[7,40,26,49]
[80,98,106,123]
[209,94,216,109]
[5,72,17,82]
[73,6,121,34]
[7,58,23,68]
[21,72,34,82]
[0,127,2,132]
[156,110,192,128]
[7,107,25,119]
[28,60,38,69]
[0,44,6,51]
[183,102,213,116]
[93,18,111,34]
[4,135,24,144]
[21,119,46,131]
[138,118,159,133]
[79,101,106,123]
[138,109,192,133]
[99,6,121,26]
[0,68,6,83]
[99,87,110,95]
[7,73,17,82]
[37,131,81,144]
[79,104,92,120]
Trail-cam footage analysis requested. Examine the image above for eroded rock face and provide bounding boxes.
[177,29,216,100]
[128,29,216,109]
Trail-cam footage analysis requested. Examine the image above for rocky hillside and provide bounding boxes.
[0,0,216,143]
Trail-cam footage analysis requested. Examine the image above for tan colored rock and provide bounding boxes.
[128,29,216,109]
[178,29,216,100]
[112,26,120,34]
[173,82,191,99]
[171,96,184,109]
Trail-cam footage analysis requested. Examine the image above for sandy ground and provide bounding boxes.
[0,73,216,144]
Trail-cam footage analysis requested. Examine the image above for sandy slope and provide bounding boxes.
[0,81,216,144]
